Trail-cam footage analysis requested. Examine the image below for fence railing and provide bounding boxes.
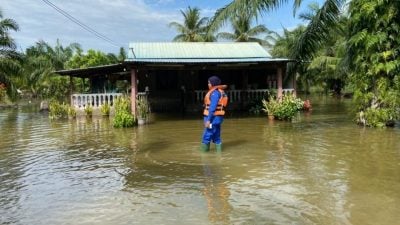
[194,89,295,103]
[71,93,123,109]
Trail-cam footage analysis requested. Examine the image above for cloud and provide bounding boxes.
[2,0,182,53]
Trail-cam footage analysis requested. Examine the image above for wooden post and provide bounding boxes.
[131,68,137,117]
[277,67,283,100]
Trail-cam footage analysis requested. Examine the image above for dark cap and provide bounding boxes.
[208,76,221,86]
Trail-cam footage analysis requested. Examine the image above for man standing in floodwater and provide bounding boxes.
[201,76,228,152]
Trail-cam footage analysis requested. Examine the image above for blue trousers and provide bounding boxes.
[202,123,222,144]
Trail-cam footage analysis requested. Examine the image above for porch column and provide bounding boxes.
[277,67,283,100]
[131,68,137,117]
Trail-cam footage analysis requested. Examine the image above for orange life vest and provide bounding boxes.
[203,87,228,116]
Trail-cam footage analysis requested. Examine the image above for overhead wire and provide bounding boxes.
[41,0,121,47]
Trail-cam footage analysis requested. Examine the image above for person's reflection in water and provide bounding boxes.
[201,154,232,224]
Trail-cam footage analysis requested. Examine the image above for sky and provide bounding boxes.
[2,0,324,54]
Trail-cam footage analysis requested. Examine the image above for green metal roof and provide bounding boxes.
[127,42,272,60]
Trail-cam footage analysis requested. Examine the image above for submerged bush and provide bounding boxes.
[263,95,304,121]
[113,111,135,128]
[49,100,69,119]
[84,105,93,117]
[360,108,397,128]
[100,102,110,116]
[113,96,135,128]
[68,106,76,118]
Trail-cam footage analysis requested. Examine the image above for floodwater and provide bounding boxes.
[1,96,399,225]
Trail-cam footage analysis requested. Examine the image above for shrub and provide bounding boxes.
[84,105,93,117]
[362,108,396,128]
[100,103,110,116]
[68,106,77,118]
[262,95,304,121]
[114,96,131,113]
[113,111,135,128]
[0,83,6,103]
[113,96,135,128]
[137,97,150,119]
[49,100,69,119]
[262,97,279,116]
[273,95,302,121]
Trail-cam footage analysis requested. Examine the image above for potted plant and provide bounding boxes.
[137,98,150,125]
[262,97,278,120]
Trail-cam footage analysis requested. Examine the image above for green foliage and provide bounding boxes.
[137,97,150,119]
[347,0,400,127]
[169,6,213,42]
[42,76,71,101]
[84,105,93,117]
[0,83,6,102]
[113,96,135,128]
[49,100,69,120]
[16,40,81,100]
[66,49,117,69]
[114,96,130,113]
[274,95,302,121]
[100,103,110,116]
[263,95,304,121]
[68,106,76,118]
[216,9,269,44]
[113,111,135,128]
[270,26,307,58]
[262,97,279,116]
[0,8,21,101]
[362,108,396,128]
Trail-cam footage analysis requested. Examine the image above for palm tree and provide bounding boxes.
[216,10,270,44]
[270,26,306,57]
[210,0,346,60]
[0,8,21,100]
[169,7,210,42]
[23,41,81,99]
[28,39,80,71]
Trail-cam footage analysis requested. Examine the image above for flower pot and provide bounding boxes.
[268,115,275,120]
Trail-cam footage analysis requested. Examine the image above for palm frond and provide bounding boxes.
[216,32,236,41]
[172,34,187,42]
[291,0,346,60]
[247,24,268,36]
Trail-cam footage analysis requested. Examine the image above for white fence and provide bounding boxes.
[71,93,123,109]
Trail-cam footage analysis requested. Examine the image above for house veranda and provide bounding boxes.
[55,42,296,116]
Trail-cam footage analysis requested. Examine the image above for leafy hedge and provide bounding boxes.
[113,96,135,128]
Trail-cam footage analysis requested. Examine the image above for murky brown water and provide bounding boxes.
[1,96,400,225]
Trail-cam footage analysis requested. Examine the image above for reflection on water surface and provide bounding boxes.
[1,97,399,225]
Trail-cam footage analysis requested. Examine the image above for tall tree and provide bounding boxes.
[28,40,80,71]
[295,2,348,95]
[66,49,114,69]
[0,8,21,100]
[22,41,81,100]
[118,47,127,61]
[216,10,270,44]
[347,0,400,127]
[169,7,211,42]
[210,0,345,60]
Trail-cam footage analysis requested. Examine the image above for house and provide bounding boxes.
[55,42,295,116]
